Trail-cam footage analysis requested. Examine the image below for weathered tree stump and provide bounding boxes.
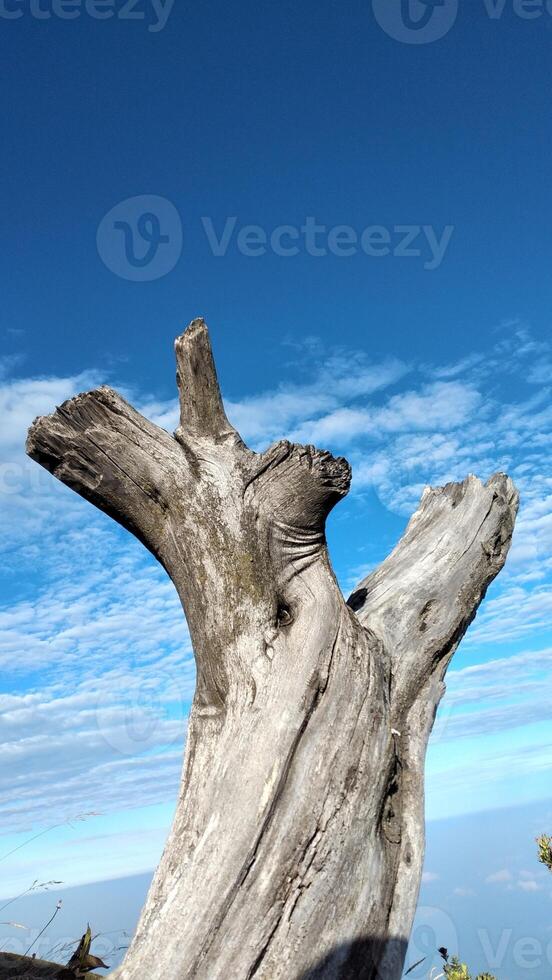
[26,319,518,979]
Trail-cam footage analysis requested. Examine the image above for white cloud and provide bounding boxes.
[427,354,486,380]
[224,354,408,446]
[466,586,552,645]
[518,879,541,892]
[422,871,440,883]
[288,381,481,447]
[427,736,552,821]
[0,367,193,841]
[519,869,538,880]
[0,372,100,453]
[528,361,552,385]
[486,869,513,884]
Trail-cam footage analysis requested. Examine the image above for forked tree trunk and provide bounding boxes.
[26,320,518,980]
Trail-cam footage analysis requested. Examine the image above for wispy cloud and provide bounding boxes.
[517,878,541,892]
[0,533,191,834]
[486,869,513,884]
[224,353,409,446]
[421,871,440,883]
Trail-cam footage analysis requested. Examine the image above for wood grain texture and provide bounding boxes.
[26,319,519,980]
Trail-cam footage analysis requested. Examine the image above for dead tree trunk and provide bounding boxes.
[26,319,518,980]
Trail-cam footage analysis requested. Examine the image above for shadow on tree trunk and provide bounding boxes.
[298,936,408,979]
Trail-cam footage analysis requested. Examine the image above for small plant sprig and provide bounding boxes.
[0,879,63,917]
[444,958,470,980]
[0,812,99,865]
[24,899,63,957]
[537,834,552,872]
[404,949,497,979]
[61,924,109,976]
[440,949,497,980]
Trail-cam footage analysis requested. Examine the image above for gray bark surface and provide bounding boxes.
[26,319,518,980]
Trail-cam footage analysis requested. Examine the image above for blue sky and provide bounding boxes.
[1,0,552,974]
